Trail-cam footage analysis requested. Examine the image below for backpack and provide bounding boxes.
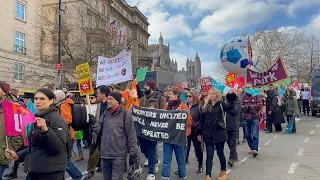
[58,102,87,131]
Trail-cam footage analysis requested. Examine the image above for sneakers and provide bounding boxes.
[154,159,161,174]
[252,150,258,158]
[218,170,227,180]
[197,167,203,174]
[85,171,95,179]
[144,159,149,167]
[146,174,156,180]
[3,172,18,179]
[248,149,253,154]
[205,175,211,180]
[228,159,235,167]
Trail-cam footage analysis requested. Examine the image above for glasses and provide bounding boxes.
[187,95,193,98]
[90,97,95,99]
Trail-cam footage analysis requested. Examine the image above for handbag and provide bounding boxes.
[219,103,226,128]
[286,116,294,134]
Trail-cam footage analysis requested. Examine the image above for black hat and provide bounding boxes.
[109,91,122,104]
[23,92,34,99]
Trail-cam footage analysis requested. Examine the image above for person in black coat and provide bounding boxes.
[197,88,236,180]
[185,91,203,174]
[5,89,70,180]
[266,89,285,132]
[225,96,241,167]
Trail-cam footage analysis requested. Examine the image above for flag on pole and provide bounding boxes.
[248,35,253,66]
[117,27,125,43]
[125,79,140,110]
[109,19,116,39]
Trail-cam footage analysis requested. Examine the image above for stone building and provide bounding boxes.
[148,33,178,72]
[0,0,52,89]
[180,53,201,86]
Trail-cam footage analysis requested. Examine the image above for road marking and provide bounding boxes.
[226,170,231,174]
[288,162,298,173]
[316,124,320,128]
[304,137,310,143]
[310,130,315,134]
[239,157,248,164]
[297,148,304,156]
[264,141,270,145]
[273,135,278,139]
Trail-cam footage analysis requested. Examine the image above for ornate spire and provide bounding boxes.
[195,51,200,61]
[187,57,189,62]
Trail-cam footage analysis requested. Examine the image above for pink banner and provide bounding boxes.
[246,57,289,87]
[2,101,36,145]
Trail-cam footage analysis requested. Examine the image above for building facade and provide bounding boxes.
[148,33,178,72]
[180,53,201,86]
[0,0,53,89]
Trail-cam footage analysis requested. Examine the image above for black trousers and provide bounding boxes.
[302,100,310,115]
[26,171,64,180]
[267,115,282,132]
[205,142,226,177]
[186,132,203,168]
[227,130,238,160]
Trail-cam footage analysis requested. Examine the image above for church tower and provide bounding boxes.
[159,32,164,67]
[195,52,201,77]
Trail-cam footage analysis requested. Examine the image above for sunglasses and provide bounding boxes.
[90,97,96,99]
[187,95,193,98]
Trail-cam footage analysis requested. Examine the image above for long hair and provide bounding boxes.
[203,88,222,112]
[187,91,199,105]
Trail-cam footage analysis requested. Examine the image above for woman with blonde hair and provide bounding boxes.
[197,88,236,180]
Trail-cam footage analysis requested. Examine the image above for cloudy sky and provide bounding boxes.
[126,0,320,77]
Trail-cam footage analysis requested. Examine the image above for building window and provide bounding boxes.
[102,4,106,15]
[95,0,98,8]
[87,13,92,27]
[14,32,26,55]
[16,1,25,21]
[14,63,25,80]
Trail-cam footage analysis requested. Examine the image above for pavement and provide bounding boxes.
[3,115,320,180]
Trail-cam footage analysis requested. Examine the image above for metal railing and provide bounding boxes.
[14,45,26,55]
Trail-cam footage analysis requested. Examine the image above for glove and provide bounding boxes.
[129,155,140,166]
[88,114,96,125]
[226,93,237,101]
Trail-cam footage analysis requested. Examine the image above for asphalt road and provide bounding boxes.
[4,115,320,180]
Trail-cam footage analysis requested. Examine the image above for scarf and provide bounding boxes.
[168,98,182,110]
[35,105,55,118]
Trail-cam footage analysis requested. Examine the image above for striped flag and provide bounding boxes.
[117,27,125,43]
[109,19,116,39]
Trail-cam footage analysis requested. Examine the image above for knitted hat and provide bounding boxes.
[53,90,66,102]
[0,81,10,94]
[145,80,157,91]
[109,91,122,104]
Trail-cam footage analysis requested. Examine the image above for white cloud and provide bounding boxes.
[302,13,320,37]
[126,0,161,14]
[178,41,185,47]
[148,11,192,41]
[286,0,320,17]
[197,1,283,35]
[170,52,187,71]
[193,34,224,46]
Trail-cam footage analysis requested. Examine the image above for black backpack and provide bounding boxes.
[58,102,87,131]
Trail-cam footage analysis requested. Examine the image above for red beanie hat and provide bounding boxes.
[145,80,157,91]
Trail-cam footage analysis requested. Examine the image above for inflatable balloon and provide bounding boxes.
[220,36,252,75]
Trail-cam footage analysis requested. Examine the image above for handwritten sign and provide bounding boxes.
[96,46,132,86]
[76,63,94,96]
[226,72,236,85]
[200,77,212,95]
[246,56,288,87]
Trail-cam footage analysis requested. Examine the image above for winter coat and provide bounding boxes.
[56,98,76,140]
[284,97,299,116]
[140,91,167,109]
[188,104,202,134]
[197,93,236,144]
[164,102,193,136]
[92,106,138,159]
[266,91,285,125]
[0,95,23,165]
[18,106,69,173]
[226,98,241,131]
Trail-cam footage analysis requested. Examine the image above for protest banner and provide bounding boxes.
[211,78,226,93]
[132,106,188,146]
[96,46,132,86]
[246,56,289,87]
[136,67,147,83]
[2,101,36,145]
[200,77,212,95]
[76,63,94,96]
[232,76,245,89]
[226,72,236,85]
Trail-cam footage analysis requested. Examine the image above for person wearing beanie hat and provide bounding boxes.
[138,80,167,178]
[89,91,139,180]
[0,81,23,178]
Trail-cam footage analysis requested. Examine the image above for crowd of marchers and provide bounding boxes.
[0,79,310,180]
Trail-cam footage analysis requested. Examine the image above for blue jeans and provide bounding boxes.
[243,119,259,151]
[76,139,83,154]
[138,137,158,174]
[161,143,186,179]
[65,159,83,180]
[0,164,9,180]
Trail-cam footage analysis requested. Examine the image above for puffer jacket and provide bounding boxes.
[197,93,236,144]
[188,104,202,134]
[92,106,138,159]
[18,106,69,173]
[0,95,23,164]
[226,98,241,131]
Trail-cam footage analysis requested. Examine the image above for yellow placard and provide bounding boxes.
[76,63,94,96]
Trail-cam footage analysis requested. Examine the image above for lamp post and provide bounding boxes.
[55,0,62,89]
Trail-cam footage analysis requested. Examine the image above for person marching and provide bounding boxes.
[284,89,299,133]
[197,88,236,180]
